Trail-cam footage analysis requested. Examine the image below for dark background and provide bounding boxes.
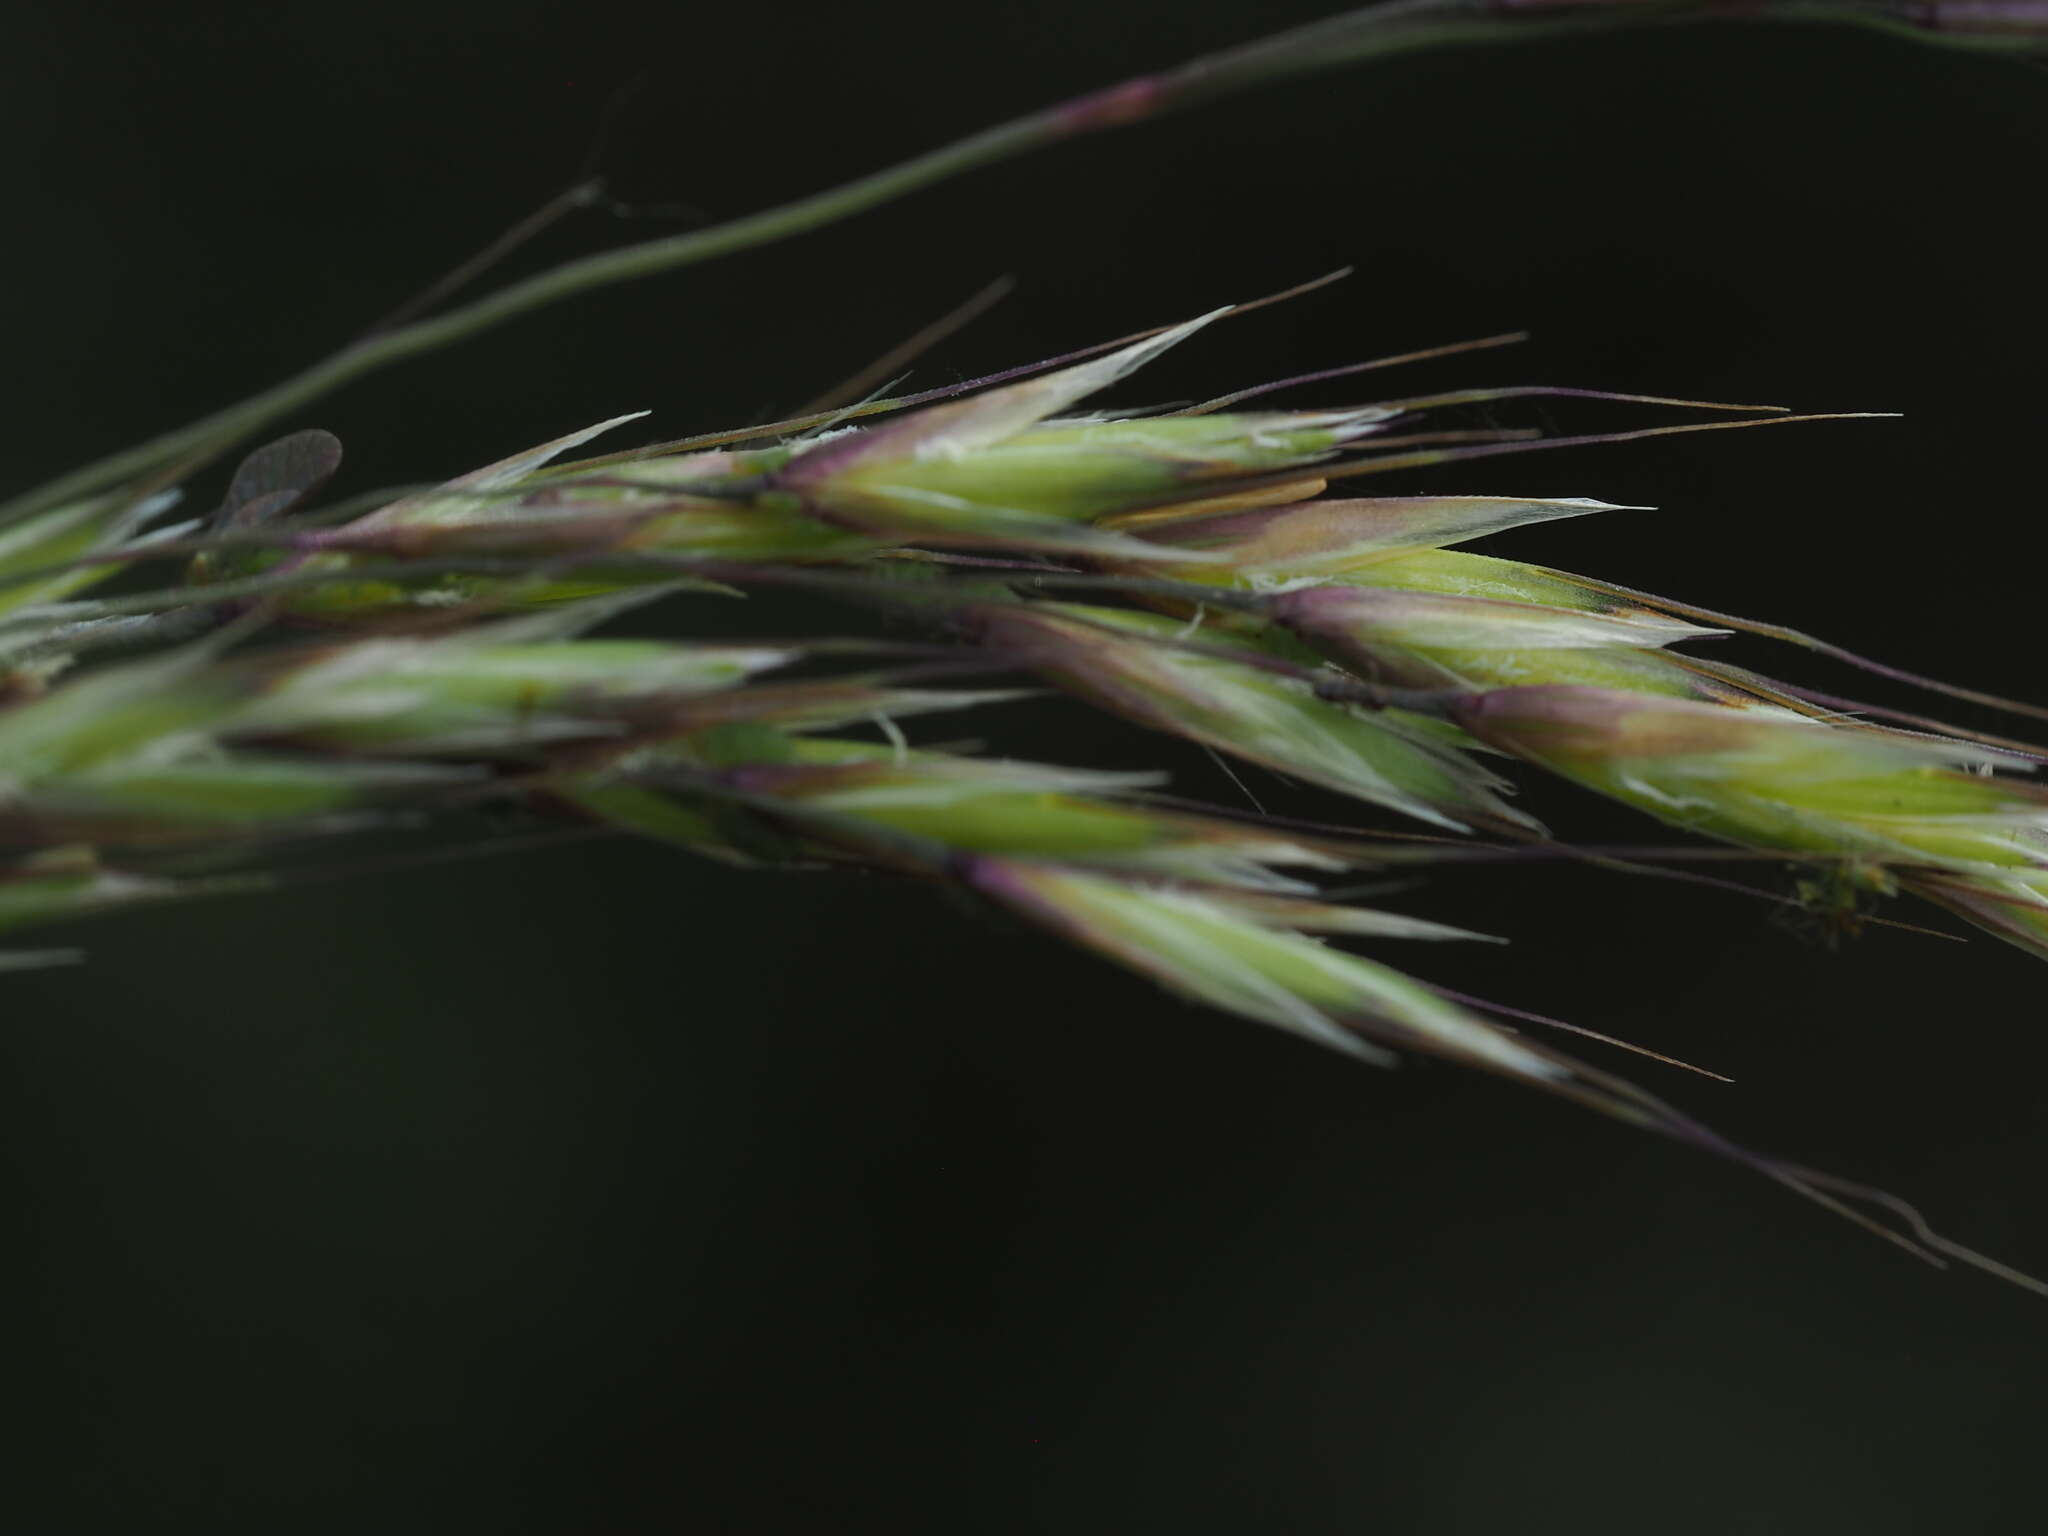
[6,2,2048,1530]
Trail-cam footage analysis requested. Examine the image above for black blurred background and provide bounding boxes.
[7,3,2048,1530]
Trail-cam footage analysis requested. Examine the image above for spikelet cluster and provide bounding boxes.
[4,300,2043,1284]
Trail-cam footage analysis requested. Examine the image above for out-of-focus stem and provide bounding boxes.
[6,0,2029,529]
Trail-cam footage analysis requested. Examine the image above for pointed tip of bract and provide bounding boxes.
[777,306,1232,488]
[1097,305,1233,374]
[943,301,1234,438]
[355,410,657,530]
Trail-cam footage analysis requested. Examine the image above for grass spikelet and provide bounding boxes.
[1451,684,2048,871]
[0,491,190,617]
[963,599,1539,834]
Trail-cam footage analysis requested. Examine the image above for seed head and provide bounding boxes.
[769,316,1391,557]
[1270,583,1722,690]
[968,599,1537,834]
[1452,684,2048,870]
[967,856,1538,1072]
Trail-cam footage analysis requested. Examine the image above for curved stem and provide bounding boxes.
[10,0,2003,528]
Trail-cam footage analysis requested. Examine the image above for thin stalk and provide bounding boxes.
[7,0,2015,528]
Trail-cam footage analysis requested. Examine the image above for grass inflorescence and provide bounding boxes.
[10,0,2048,1292]
[7,299,2048,1290]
